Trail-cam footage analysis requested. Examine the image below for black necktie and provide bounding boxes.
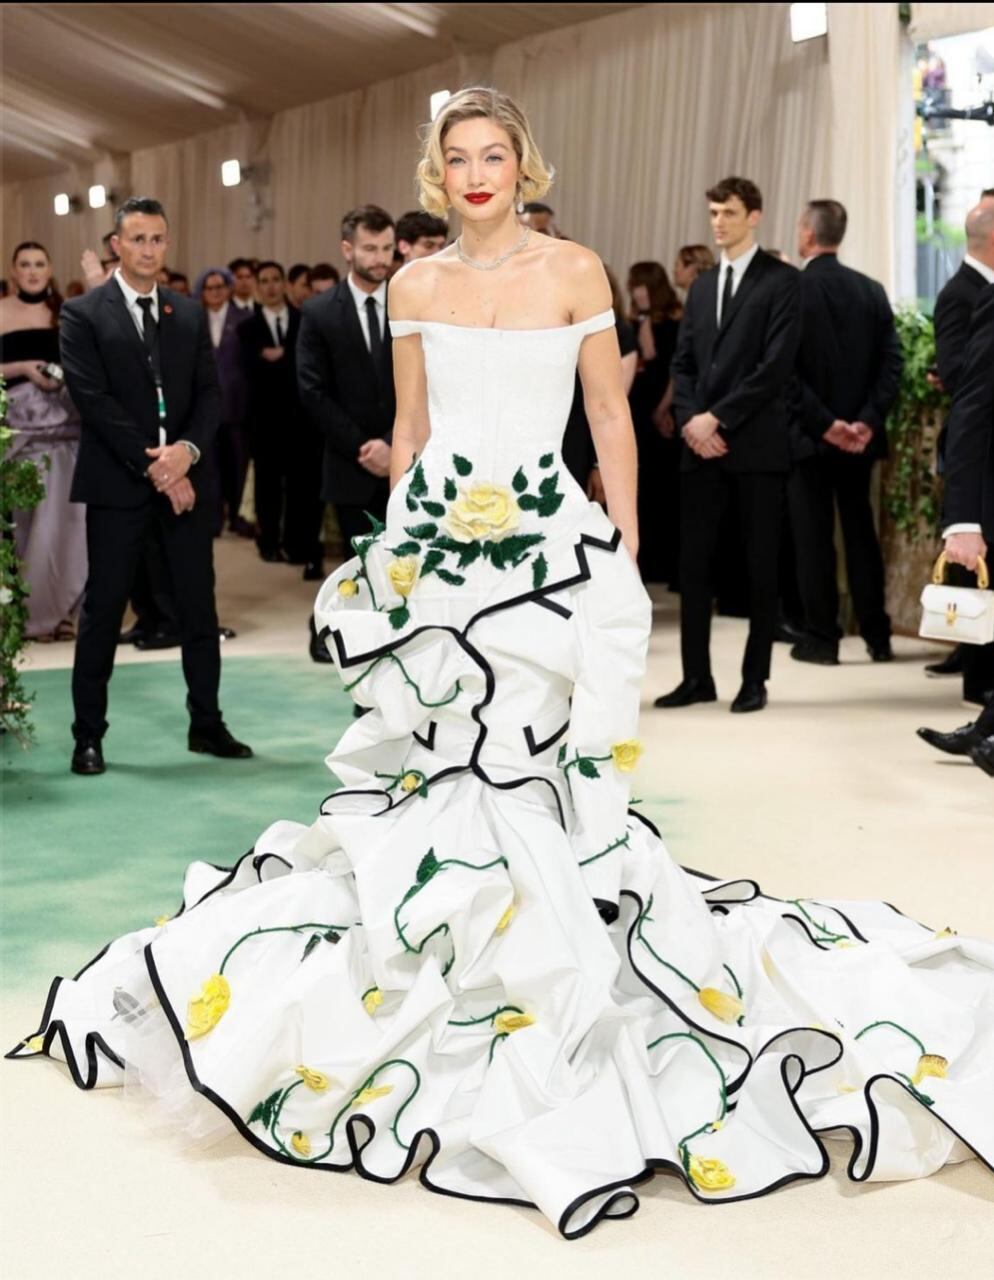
[136,296,161,380]
[275,313,285,344]
[720,264,734,326]
[365,296,383,367]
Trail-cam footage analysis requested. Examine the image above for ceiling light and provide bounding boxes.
[221,159,242,187]
[88,184,107,209]
[790,3,827,42]
[430,90,450,121]
[54,193,71,216]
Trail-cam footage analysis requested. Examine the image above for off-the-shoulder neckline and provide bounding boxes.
[392,307,615,333]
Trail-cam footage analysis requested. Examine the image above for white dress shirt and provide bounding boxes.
[262,305,290,347]
[716,242,760,325]
[347,274,387,352]
[207,301,229,348]
[943,255,994,537]
[232,296,255,312]
[113,268,199,465]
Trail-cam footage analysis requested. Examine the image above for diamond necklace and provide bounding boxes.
[456,226,530,271]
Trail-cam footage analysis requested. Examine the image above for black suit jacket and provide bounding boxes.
[296,281,395,505]
[934,261,988,397]
[943,285,994,543]
[238,305,303,434]
[60,277,219,508]
[672,249,800,473]
[792,254,902,463]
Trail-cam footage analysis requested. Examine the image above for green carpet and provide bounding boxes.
[1,657,353,992]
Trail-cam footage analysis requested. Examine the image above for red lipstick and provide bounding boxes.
[465,193,494,205]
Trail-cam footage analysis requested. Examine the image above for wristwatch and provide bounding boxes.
[178,439,200,465]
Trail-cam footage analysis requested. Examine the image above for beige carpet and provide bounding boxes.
[3,532,992,1278]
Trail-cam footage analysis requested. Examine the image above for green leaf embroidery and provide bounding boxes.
[539,453,554,468]
[557,744,568,765]
[417,849,439,884]
[301,933,323,962]
[405,492,419,511]
[518,493,540,511]
[444,477,457,501]
[435,568,466,586]
[532,552,548,589]
[489,533,545,571]
[454,541,482,569]
[249,1089,283,1129]
[512,467,528,493]
[389,605,410,630]
[452,454,472,477]
[404,523,438,540]
[420,549,446,578]
[578,757,601,779]
[409,461,428,497]
[421,500,446,517]
[363,511,386,536]
[537,492,564,517]
[539,473,559,497]
[391,541,421,557]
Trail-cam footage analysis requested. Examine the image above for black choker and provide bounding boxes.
[17,287,50,304]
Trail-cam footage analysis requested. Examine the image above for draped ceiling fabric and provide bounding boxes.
[909,2,994,39]
[3,2,973,300]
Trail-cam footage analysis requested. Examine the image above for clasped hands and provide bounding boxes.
[146,444,195,515]
[358,438,391,478]
[682,411,728,459]
[823,419,873,454]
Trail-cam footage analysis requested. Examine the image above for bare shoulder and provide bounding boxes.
[388,253,452,321]
[541,238,611,319]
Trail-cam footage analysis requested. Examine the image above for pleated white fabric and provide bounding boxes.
[9,313,993,1238]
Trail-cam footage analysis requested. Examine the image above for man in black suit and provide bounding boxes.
[657,176,800,713]
[238,262,320,572]
[917,285,994,776]
[787,200,903,666]
[297,205,396,662]
[61,197,251,774]
[926,200,994,688]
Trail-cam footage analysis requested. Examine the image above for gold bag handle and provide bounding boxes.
[932,551,990,591]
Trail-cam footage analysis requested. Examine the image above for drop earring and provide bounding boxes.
[516,187,525,215]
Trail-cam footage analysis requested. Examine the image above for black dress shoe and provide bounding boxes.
[925,647,963,677]
[302,561,325,582]
[188,723,253,758]
[790,639,839,666]
[258,547,287,564]
[654,678,717,708]
[964,686,994,709]
[731,681,767,713]
[775,619,808,645]
[970,737,994,776]
[218,626,237,641]
[916,721,984,757]
[118,625,146,645]
[134,630,181,650]
[867,641,894,663]
[229,517,257,539]
[310,629,335,664]
[71,739,105,775]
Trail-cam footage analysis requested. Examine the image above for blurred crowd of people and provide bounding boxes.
[1,183,992,774]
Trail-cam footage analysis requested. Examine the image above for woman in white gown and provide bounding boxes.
[8,88,993,1238]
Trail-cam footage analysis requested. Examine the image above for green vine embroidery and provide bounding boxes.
[341,651,462,709]
[853,1020,948,1108]
[218,922,353,974]
[375,767,429,799]
[636,896,746,1025]
[647,1031,736,1192]
[789,900,855,947]
[448,1002,534,1063]
[578,831,631,867]
[393,848,510,977]
[250,1058,422,1160]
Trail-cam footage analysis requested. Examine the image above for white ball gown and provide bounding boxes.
[9,308,993,1238]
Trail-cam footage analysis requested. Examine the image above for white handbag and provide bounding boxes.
[919,553,994,646]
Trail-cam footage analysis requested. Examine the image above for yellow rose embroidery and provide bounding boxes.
[337,578,359,598]
[611,740,643,772]
[688,1156,736,1192]
[154,915,170,926]
[353,1083,394,1107]
[400,772,421,793]
[445,483,521,543]
[185,974,231,1040]
[698,987,745,1024]
[295,1066,330,1092]
[495,903,516,934]
[494,1011,535,1035]
[24,1034,45,1052]
[912,1054,948,1085]
[362,988,384,1014]
[934,927,957,939]
[291,1131,312,1157]
[387,557,418,598]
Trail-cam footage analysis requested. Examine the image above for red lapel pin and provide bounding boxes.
[163,304,173,315]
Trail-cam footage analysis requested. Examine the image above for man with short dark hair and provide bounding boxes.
[395,211,447,262]
[168,271,190,296]
[520,201,557,236]
[787,199,903,666]
[287,263,312,308]
[658,176,800,713]
[309,262,340,294]
[297,205,396,664]
[228,258,257,313]
[60,196,252,773]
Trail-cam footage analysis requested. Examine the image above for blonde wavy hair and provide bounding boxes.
[416,87,554,217]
